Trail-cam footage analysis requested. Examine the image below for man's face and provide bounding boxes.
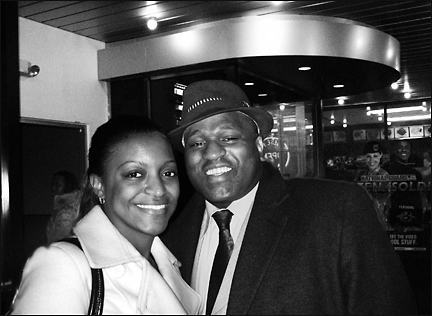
[365,152,382,171]
[396,141,411,162]
[183,112,264,209]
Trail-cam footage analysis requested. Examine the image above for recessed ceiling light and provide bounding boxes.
[244,82,254,86]
[298,66,311,71]
[258,93,267,97]
[333,84,344,88]
[147,17,158,30]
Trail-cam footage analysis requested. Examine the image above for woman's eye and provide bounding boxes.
[163,171,177,178]
[127,171,142,178]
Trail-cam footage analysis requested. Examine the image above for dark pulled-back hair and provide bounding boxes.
[78,115,168,219]
[53,170,79,194]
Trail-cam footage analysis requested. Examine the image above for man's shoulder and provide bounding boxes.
[284,176,359,190]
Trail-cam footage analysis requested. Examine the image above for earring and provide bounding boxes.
[98,197,105,205]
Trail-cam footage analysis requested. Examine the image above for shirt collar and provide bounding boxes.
[203,182,259,235]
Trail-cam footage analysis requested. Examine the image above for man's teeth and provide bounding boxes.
[206,166,232,176]
[137,204,166,210]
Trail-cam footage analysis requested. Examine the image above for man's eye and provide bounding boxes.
[190,141,205,148]
[222,137,239,142]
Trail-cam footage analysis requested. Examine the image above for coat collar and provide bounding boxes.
[73,206,180,269]
[73,206,202,314]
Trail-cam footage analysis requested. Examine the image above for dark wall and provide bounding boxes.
[1,2,25,313]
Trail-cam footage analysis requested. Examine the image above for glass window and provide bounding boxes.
[263,102,314,178]
[323,100,431,251]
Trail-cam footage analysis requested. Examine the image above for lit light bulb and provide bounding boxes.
[147,17,158,30]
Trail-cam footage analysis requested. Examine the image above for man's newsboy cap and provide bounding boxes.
[168,80,274,151]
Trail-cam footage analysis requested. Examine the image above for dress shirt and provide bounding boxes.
[193,183,259,313]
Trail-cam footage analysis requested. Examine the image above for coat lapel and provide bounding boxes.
[228,163,291,314]
[174,195,206,285]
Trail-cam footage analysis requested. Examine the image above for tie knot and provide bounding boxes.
[212,209,233,230]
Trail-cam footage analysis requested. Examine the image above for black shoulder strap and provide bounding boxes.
[62,238,104,315]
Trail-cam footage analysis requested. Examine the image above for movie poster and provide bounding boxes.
[356,160,431,251]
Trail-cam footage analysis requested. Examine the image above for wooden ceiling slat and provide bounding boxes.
[68,1,265,37]
[59,1,207,32]
[18,1,81,17]
[27,1,122,23]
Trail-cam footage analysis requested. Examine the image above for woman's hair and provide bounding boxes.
[78,115,168,219]
[53,170,79,194]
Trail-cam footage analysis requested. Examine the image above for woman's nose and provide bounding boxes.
[145,177,166,197]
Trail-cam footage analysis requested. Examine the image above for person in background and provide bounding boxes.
[46,170,80,245]
[10,115,201,314]
[354,141,392,230]
[385,140,424,232]
[414,151,431,228]
[161,80,416,315]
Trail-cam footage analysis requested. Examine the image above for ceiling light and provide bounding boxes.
[244,82,254,86]
[387,115,431,122]
[367,106,425,116]
[258,93,267,97]
[337,99,344,105]
[147,17,158,30]
[391,82,398,89]
[298,66,311,71]
[404,92,411,99]
[333,84,344,88]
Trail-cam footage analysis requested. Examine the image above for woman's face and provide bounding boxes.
[97,133,179,244]
[365,152,382,171]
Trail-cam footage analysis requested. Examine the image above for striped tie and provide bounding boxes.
[206,209,234,315]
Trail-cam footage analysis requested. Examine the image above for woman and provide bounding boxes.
[46,170,80,245]
[10,115,201,314]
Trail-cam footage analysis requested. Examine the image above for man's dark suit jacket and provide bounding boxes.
[161,162,416,314]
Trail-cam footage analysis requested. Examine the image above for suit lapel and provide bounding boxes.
[178,194,206,284]
[228,163,291,314]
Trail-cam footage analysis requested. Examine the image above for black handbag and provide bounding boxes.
[63,238,104,315]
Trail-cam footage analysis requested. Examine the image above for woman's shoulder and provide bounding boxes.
[10,241,91,314]
[28,240,90,276]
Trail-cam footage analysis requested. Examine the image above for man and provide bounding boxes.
[385,140,424,232]
[354,141,392,230]
[161,80,416,315]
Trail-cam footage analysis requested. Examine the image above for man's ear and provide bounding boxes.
[89,174,105,198]
[255,136,266,162]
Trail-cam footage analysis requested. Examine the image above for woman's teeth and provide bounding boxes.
[137,204,166,210]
